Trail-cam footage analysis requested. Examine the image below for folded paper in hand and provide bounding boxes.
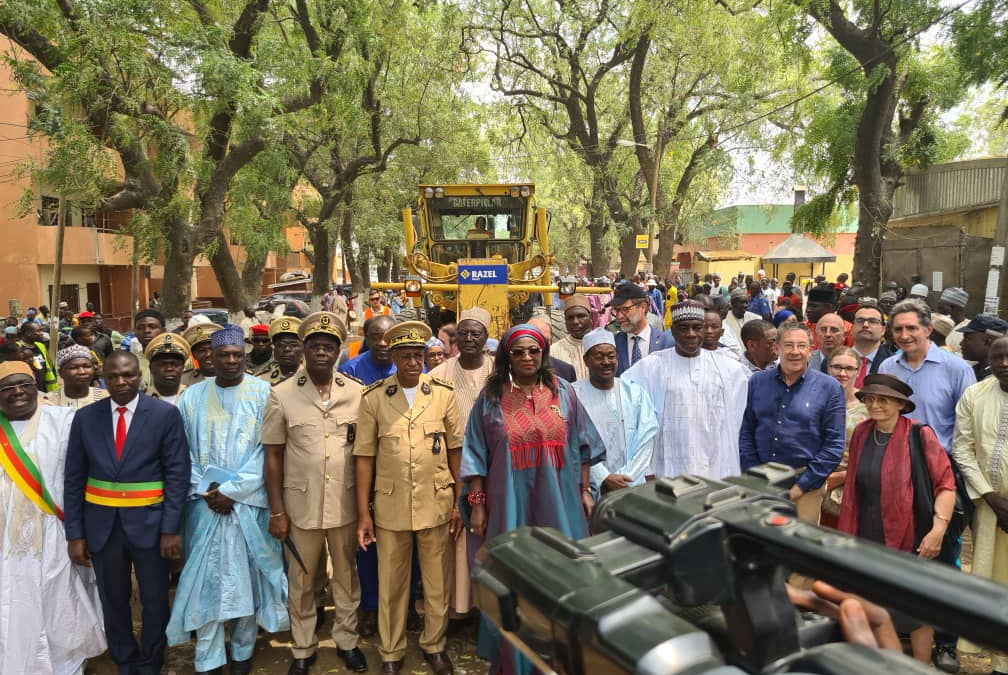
[197,465,237,494]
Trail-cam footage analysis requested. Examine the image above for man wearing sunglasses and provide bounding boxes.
[609,283,674,376]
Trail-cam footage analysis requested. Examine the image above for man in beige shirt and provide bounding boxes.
[550,294,593,381]
[354,321,463,675]
[429,308,493,623]
[263,312,366,675]
[180,322,222,386]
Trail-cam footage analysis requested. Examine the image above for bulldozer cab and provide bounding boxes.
[420,188,532,265]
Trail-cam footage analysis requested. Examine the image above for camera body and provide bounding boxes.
[473,463,1008,675]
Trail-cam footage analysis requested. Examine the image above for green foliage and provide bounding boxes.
[953,0,1008,97]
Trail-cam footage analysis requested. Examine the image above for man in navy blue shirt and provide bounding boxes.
[739,323,845,524]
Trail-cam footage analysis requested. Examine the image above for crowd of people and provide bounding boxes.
[1,272,1007,675]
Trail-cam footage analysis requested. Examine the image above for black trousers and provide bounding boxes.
[91,514,170,675]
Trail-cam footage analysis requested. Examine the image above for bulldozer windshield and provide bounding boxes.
[427,195,526,242]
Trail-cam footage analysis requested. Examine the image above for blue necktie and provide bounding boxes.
[631,335,642,365]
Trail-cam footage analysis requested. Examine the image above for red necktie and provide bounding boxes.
[855,356,870,389]
[115,406,127,460]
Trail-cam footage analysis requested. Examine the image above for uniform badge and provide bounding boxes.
[347,423,356,443]
[281,319,291,330]
[431,432,441,455]
[335,375,344,386]
[321,315,331,326]
[421,382,431,395]
[550,404,563,418]
[297,376,307,386]
[386,384,398,396]
[165,334,172,342]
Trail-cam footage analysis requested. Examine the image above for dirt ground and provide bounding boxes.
[86,530,994,674]
[89,615,487,675]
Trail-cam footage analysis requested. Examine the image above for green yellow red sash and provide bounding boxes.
[85,478,164,507]
[0,414,63,520]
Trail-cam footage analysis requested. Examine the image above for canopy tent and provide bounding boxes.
[761,233,836,279]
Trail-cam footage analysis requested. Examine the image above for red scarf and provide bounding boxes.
[837,416,954,551]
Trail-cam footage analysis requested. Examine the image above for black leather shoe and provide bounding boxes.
[932,645,959,673]
[231,658,253,675]
[359,609,378,637]
[423,651,454,675]
[337,647,368,673]
[287,653,317,675]
[379,661,403,675]
[195,669,223,675]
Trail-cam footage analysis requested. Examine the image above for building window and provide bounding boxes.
[38,196,71,226]
[39,196,59,225]
[81,206,97,228]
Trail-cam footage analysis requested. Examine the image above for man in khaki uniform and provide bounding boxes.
[144,332,190,404]
[180,322,222,386]
[355,321,463,675]
[259,317,304,386]
[263,312,367,675]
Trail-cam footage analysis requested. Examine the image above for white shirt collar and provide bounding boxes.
[111,394,140,414]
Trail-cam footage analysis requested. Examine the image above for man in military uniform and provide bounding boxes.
[263,312,367,675]
[259,317,304,386]
[180,323,222,387]
[245,324,273,375]
[145,333,191,405]
[355,321,463,675]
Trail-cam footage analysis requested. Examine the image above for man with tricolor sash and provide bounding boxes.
[64,351,190,675]
[0,359,106,674]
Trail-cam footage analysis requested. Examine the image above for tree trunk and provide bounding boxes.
[619,171,647,278]
[207,232,259,312]
[160,222,198,320]
[308,218,334,308]
[340,206,365,293]
[376,249,391,283]
[586,178,608,278]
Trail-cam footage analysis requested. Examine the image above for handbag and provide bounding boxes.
[908,423,973,548]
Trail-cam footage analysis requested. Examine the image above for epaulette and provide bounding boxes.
[362,380,384,396]
[341,373,364,386]
[431,376,454,389]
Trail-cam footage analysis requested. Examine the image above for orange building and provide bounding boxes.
[1,47,315,323]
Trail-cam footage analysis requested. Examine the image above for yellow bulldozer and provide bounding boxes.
[372,183,600,338]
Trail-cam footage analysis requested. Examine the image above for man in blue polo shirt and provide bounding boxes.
[878,298,975,673]
[339,315,396,385]
[739,322,845,524]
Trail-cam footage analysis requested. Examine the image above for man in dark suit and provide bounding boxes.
[610,283,675,376]
[64,351,190,675]
[851,304,894,386]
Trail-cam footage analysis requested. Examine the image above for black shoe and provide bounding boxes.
[933,645,959,673]
[195,669,223,675]
[406,605,423,632]
[231,658,253,675]
[287,653,317,675]
[337,647,368,673]
[359,609,378,637]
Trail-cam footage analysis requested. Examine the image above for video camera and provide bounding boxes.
[472,463,1008,675]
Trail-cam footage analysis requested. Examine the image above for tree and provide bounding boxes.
[954,0,1008,119]
[468,0,637,277]
[624,3,807,277]
[284,0,486,302]
[1,0,337,316]
[788,0,967,292]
